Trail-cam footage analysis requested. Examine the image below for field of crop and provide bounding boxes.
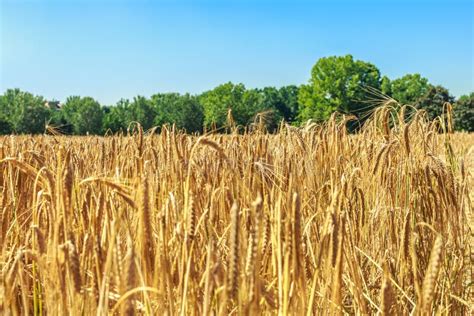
[0,108,472,315]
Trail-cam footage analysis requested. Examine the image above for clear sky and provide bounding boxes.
[1,0,472,105]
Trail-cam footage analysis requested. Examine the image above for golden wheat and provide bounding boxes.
[0,107,472,315]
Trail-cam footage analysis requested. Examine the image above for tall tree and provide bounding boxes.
[49,110,73,134]
[103,99,132,133]
[0,88,50,134]
[381,76,392,96]
[62,96,104,135]
[453,93,473,132]
[151,93,204,133]
[0,115,12,134]
[242,88,281,130]
[128,96,155,130]
[278,85,300,123]
[390,74,430,105]
[415,85,455,122]
[252,87,284,130]
[298,54,381,125]
[200,82,251,128]
[256,86,299,125]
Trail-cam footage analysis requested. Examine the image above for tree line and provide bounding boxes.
[0,54,472,135]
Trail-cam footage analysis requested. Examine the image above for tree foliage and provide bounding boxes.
[256,86,299,126]
[453,93,473,132]
[390,74,430,105]
[0,55,471,135]
[103,99,131,133]
[415,85,455,122]
[200,82,247,128]
[0,114,12,134]
[298,55,381,124]
[199,83,296,131]
[0,88,49,134]
[128,96,155,130]
[277,85,300,123]
[152,93,204,133]
[381,76,391,96]
[62,96,104,135]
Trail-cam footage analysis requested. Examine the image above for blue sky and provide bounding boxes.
[1,0,472,104]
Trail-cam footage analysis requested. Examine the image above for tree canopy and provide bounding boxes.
[200,82,248,128]
[152,93,204,133]
[415,85,455,122]
[0,55,471,135]
[453,93,473,132]
[390,74,431,105]
[0,89,49,134]
[298,55,381,124]
[62,96,104,135]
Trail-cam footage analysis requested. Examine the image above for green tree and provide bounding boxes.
[103,99,132,133]
[256,86,299,125]
[128,96,155,130]
[0,114,12,134]
[62,96,104,135]
[47,106,73,134]
[390,74,430,105]
[200,82,294,130]
[0,88,50,134]
[200,82,251,128]
[381,76,392,96]
[277,85,300,123]
[453,93,473,132]
[415,85,454,122]
[298,55,381,124]
[252,87,283,130]
[151,93,204,133]
[242,88,281,130]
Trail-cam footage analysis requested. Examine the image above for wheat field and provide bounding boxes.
[0,107,473,315]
